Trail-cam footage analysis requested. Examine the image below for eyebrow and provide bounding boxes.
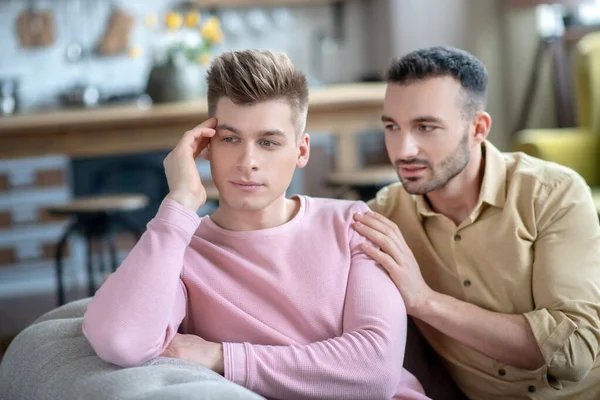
[259,129,286,138]
[381,115,396,124]
[411,116,445,124]
[216,123,240,134]
[216,124,287,138]
[380,115,446,124]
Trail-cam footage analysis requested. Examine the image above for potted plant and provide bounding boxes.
[146,10,224,103]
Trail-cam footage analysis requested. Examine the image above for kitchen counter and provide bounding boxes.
[0,83,386,172]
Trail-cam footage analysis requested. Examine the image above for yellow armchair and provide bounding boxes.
[514,128,600,185]
[514,31,600,187]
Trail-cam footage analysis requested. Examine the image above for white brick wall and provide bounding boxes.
[0,0,370,111]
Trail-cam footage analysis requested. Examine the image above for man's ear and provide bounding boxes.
[296,133,310,168]
[201,143,211,160]
[472,111,492,144]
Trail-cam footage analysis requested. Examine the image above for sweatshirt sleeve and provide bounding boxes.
[222,202,424,399]
[82,198,200,367]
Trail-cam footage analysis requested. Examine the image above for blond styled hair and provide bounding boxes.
[206,49,309,134]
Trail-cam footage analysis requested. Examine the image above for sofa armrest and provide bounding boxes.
[513,127,599,186]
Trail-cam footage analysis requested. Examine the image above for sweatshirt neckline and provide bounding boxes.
[201,195,307,238]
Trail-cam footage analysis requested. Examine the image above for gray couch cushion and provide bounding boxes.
[0,299,466,400]
[0,298,264,400]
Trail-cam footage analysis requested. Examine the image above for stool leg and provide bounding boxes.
[97,235,107,277]
[113,214,142,240]
[108,231,118,272]
[86,234,95,297]
[55,221,78,307]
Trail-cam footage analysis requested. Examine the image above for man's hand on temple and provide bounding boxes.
[164,118,217,212]
[161,333,224,375]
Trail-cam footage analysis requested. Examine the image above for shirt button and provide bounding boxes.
[463,280,471,287]
[454,234,462,241]
[528,385,536,393]
[498,369,506,376]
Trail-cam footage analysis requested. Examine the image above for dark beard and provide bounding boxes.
[399,129,470,195]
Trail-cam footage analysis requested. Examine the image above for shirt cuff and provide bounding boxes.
[523,308,578,367]
[155,198,202,237]
[223,342,249,388]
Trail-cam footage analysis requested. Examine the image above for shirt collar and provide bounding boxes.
[478,140,507,209]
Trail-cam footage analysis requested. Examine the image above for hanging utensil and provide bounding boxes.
[96,3,134,56]
[16,0,55,48]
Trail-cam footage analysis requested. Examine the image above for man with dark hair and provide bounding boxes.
[385,46,488,120]
[354,46,600,399]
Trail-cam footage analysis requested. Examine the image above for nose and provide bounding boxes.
[237,143,259,172]
[387,131,420,161]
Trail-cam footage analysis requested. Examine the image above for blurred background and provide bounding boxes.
[1,0,600,357]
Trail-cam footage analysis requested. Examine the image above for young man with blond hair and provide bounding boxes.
[83,49,428,400]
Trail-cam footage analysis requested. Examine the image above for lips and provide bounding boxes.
[230,180,264,191]
[398,166,427,177]
[400,166,426,171]
[232,180,262,186]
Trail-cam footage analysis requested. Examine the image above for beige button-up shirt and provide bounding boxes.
[368,141,600,399]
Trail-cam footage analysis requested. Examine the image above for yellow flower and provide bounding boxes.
[165,12,183,31]
[144,13,158,28]
[211,29,224,44]
[200,22,215,38]
[198,53,212,66]
[185,11,201,28]
[128,46,143,58]
[200,19,224,44]
[205,16,220,28]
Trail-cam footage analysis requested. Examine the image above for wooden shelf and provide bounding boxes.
[0,83,386,173]
[0,83,385,135]
[193,0,345,7]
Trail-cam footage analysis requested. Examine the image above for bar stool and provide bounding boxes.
[51,158,170,306]
[49,194,149,306]
[327,166,398,201]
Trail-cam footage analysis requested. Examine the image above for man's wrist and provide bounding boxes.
[411,289,440,321]
[214,343,225,375]
[166,191,201,212]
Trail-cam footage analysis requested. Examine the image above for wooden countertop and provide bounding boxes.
[193,0,347,7]
[0,83,386,172]
[0,83,385,135]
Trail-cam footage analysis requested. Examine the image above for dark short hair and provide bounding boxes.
[386,46,488,118]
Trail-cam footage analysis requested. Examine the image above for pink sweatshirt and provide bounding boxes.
[83,196,428,400]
